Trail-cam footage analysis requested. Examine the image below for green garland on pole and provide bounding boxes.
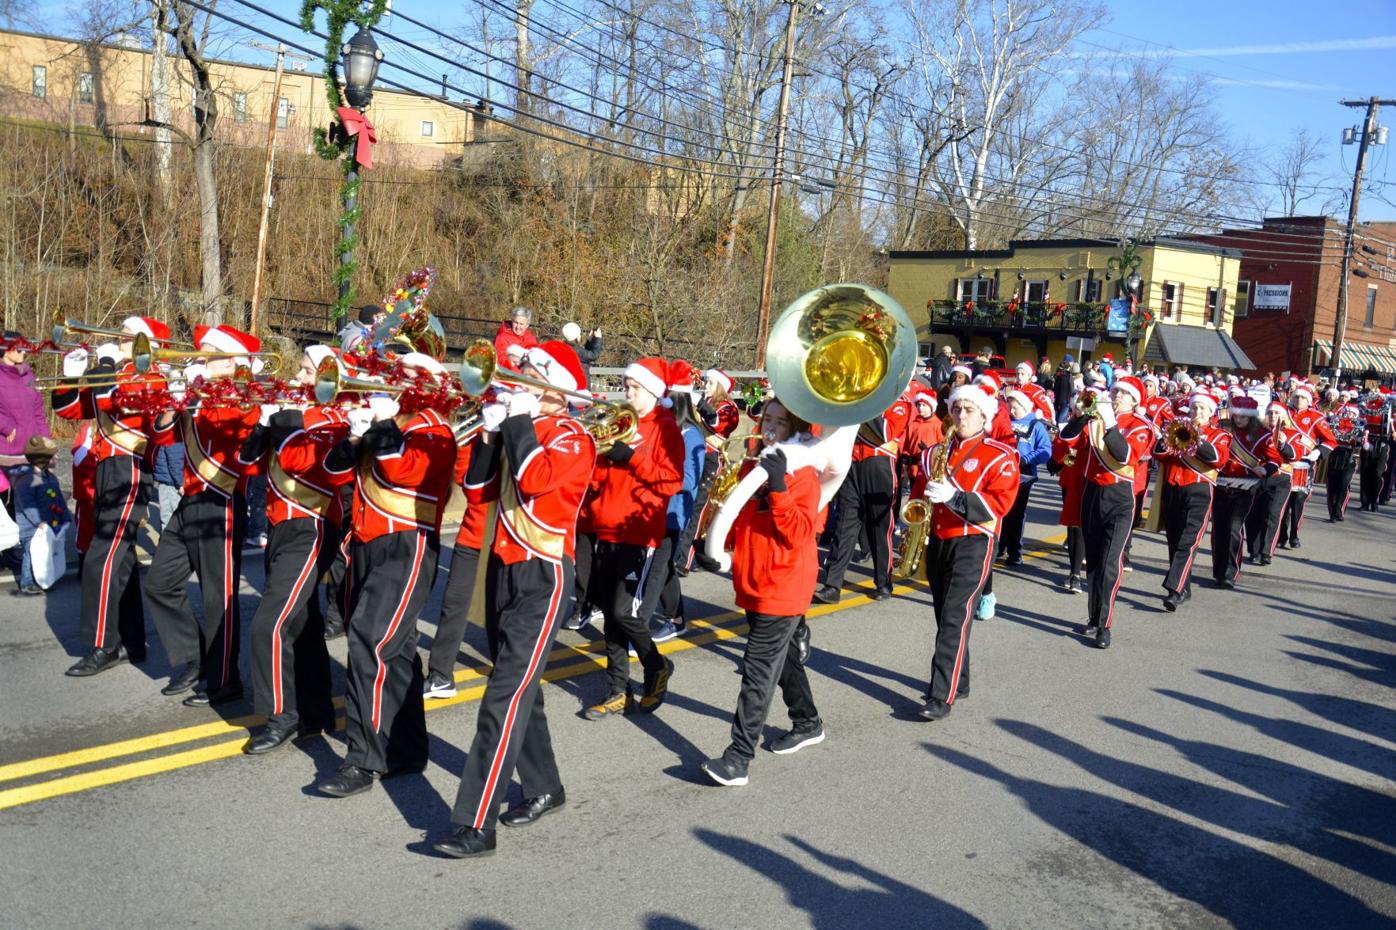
[299,0,387,322]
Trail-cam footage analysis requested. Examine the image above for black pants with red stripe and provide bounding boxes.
[322,487,354,632]
[1281,484,1309,545]
[1360,440,1388,508]
[1327,447,1356,519]
[342,530,436,774]
[451,555,568,830]
[428,542,481,679]
[821,456,896,591]
[1081,482,1134,631]
[76,551,146,657]
[1212,484,1258,584]
[147,489,246,691]
[593,540,667,696]
[1246,474,1291,559]
[80,455,152,653]
[726,612,819,763]
[1162,482,1212,595]
[925,533,993,704]
[250,519,338,730]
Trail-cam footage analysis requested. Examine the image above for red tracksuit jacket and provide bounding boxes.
[731,464,822,617]
[581,407,684,548]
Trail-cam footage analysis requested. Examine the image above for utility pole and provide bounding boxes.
[753,0,810,369]
[248,42,310,334]
[151,0,172,205]
[1332,97,1394,376]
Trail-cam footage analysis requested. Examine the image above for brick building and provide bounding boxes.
[1192,216,1396,381]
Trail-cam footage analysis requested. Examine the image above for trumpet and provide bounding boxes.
[457,338,640,454]
[1078,391,1100,417]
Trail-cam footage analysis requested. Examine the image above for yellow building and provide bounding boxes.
[888,238,1253,371]
[0,27,495,167]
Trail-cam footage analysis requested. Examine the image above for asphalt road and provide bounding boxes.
[1,484,1394,930]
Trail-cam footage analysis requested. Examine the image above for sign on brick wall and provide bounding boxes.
[1253,283,1291,312]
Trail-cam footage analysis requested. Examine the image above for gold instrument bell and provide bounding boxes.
[764,284,919,428]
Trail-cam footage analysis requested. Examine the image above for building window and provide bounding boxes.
[276,97,290,129]
[956,277,993,304]
[421,120,434,137]
[1075,278,1102,302]
[1160,282,1182,320]
[32,65,46,98]
[1366,285,1378,328]
[78,72,94,104]
[1235,280,1250,319]
[233,92,248,123]
[1206,287,1224,327]
[1024,280,1049,304]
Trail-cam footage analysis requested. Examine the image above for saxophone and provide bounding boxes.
[694,432,760,542]
[892,426,955,579]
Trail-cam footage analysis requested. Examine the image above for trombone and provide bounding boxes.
[51,310,197,349]
[129,333,285,378]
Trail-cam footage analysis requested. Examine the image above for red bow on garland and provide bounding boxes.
[335,107,377,169]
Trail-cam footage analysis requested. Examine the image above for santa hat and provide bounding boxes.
[1191,392,1218,415]
[121,316,172,346]
[951,364,973,379]
[625,357,669,400]
[949,383,998,421]
[1113,375,1144,405]
[195,324,259,363]
[303,344,337,374]
[1005,388,1032,414]
[912,391,938,411]
[94,343,123,365]
[1015,360,1035,381]
[524,341,587,395]
[1229,394,1260,416]
[974,371,1002,393]
[1142,373,1159,385]
[1268,400,1291,419]
[702,368,735,394]
[1022,382,1055,420]
[1102,353,1114,362]
[667,358,696,395]
[398,352,447,378]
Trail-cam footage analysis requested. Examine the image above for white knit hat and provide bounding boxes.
[949,384,998,421]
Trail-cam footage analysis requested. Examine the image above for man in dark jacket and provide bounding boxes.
[562,322,603,379]
[0,334,50,462]
[928,344,955,391]
[1053,355,1076,424]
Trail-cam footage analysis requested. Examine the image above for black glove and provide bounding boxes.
[605,440,634,464]
[759,449,788,492]
[269,410,305,432]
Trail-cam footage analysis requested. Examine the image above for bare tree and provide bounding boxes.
[1265,128,1338,218]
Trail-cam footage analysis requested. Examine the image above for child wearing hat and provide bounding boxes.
[3,435,71,595]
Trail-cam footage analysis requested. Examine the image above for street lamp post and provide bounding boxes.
[1124,269,1143,364]
[338,27,382,308]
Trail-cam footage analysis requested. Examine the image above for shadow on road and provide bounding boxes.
[1196,668,1396,744]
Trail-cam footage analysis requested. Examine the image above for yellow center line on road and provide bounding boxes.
[0,532,1070,811]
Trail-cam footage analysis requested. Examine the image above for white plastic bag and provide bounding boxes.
[29,523,68,590]
[0,507,17,551]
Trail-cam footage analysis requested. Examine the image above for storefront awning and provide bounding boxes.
[1141,325,1254,370]
[1314,339,1396,376]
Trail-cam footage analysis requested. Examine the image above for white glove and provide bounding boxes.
[1097,401,1117,429]
[183,362,207,384]
[348,408,374,438]
[368,395,400,422]
[63,348,90,378]
[1305,449,1321,463]
[925,481,955,504]
[506,344,527,364]
[168,379,186,403]
[259,404,279,427]
[481,403,508,433]
[94,342,122,366]
[505,390,540,420]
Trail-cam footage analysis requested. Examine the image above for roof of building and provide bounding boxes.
[889,237,1242,261]
[1142,324,1254,370]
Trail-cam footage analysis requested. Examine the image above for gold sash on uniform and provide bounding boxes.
[270,456,332,516]
[497,469,565,559]
[184,413,239,495]
[359,460,437,525]
[1088,417,1134,480]
[96,407,149,456]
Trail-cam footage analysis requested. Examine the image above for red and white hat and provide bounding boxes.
[974,370,1002,393]
[303,344,337,373]
[952,363,973,379]
[524,341,587,395]
[702,368,735,394]
[1229,394,1260,416]
[1113,375,1144,405]
[122,316,172,346]
[1022,382,1055,420]
[1102,353,1114,362]
[625,357,669,399]
[667,358,696,395]
[398,352,447,378]
[1015,360,1035,383]
[912,390,938,411]
[950,383,998,421]
[1191,391,1218,415]
[195,324,259,360]
[1005,388,1032,414]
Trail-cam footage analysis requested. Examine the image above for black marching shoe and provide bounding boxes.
[700,755,750,787]
[1094,627,1112,650]
[1258,554,1272,566]
[315,763,378,798]
[1216,577,1236,590]
[1075,622,1098,636]
[183,680,244,707]
[793,620,811,665]
[244,720,298,755]
[1162,590,1182,612]
[918,698,952,721]
[499,788,567,827]
[432,826,497,859]
[161,661,202,696]
[812,585,841,605]
[1276,538,1289,550]
[65,646,129,678]
[869,585,893,601]
[1290,537,1302,549]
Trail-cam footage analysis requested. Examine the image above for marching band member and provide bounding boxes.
[314,354,457,798]
[580,356,685,720]
[1357,390,1392,512]
[1325,390,1362,522]
[146,325,263,704]
[433,342,596,858]
[650,360,706,641]
[1279,384,1333,549]
[1121,375,1171,573]
[1048,409,1088,593]
[700,397,825,786]
[813,394,910,604]
[997,388,1051,566]
[1211,394,1267,588]
[238,345,346,753]
[55,320,170,677]
[1154,393,1229,610]
[1056,376,1153,649]
[1244,402,1300,565]
[673,368,741,574]
[914,383,1019,720]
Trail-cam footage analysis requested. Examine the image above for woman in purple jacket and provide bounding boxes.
[0,334,51,461]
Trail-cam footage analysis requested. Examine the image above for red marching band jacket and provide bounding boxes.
[852,400,911,464]
[730,463,825,617]
[1221,426,1289,480]
[1290,408,1336,491]
[259,408,352,526]
[1083,413,1154,488]
[452,438,491,551]
[52,364,168,467]
[1156,422,1232,488]
[580,407,685,549]
[1050,431,1087,527]
[1141,395,1175,428]
[329,409,458,544]
[153,404,261,498]
[913,432,1020,540]
[465,414,597,564]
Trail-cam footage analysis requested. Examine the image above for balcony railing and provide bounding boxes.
[929,299,1108,333]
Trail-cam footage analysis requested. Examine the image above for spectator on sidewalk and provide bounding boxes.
[3,436,71,595]
[0,333,50,465]
[494,306,540,371]
[562,322,603,379]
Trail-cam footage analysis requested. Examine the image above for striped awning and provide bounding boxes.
[1314,339,1396,375]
